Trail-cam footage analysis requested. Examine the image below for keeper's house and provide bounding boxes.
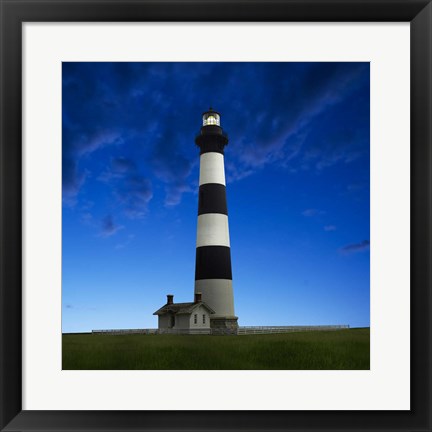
[153,293,215,334]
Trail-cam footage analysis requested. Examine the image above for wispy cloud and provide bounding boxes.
[324,225,337,231]
[302,208,325,217]
[62,62,369,239]
[100,215,124,238]
[98,157,138,183]
[98,157,153,219]
[347,182,365,192]
[62,127,123,205]
[115,174,153,219]
[224,63,370,180]
[150,129,195,207]
[115,234,136,250]
[62,156,87,207]
[340,240,370,254]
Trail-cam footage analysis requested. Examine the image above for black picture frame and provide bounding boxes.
[1,1,431,431]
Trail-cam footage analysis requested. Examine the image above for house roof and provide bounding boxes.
[153,301,215,316]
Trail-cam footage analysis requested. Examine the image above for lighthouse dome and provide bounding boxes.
[202,108,221,127]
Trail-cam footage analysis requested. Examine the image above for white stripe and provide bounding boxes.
[196,214,230,247]
[199,152,226,186]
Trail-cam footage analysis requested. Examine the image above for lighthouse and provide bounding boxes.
[194,109,238,334]
[153,109,238,334]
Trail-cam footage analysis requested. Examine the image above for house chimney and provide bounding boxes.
[167,294,174,305]
[194,292,202,303]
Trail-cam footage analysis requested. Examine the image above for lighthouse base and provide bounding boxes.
[210,317,239,335]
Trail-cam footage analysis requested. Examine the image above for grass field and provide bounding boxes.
[62,328,369,370]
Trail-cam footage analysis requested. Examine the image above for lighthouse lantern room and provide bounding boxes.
[202,109,220,126]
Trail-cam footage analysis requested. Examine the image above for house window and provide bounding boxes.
[194,314,197,324]
[170,315,175,328]
[203,314,206,324]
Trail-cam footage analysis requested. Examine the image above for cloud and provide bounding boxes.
[324,225,337,231]
[164,183,192,207]
[347,183,364,192]
[150,130,195,207]
[301,129,365,171]
[225,160,254,183]
[62,62,369,215]
[80,212,94,225]
[115,234,136,250]
[62,125,123,204]
[302,208,325,217]
[115,175,153,219]
[100,215,124,238]
[97,157,153,219]
[340,240,370,254]
[112,157,137,173]
[63,62,202,211]
[223,62,369,179]
[98,157,138,183]
[62,156,87,206]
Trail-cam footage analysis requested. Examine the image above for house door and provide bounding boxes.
[170,315,175,328]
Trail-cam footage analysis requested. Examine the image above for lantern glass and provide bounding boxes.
[203,112,220,126]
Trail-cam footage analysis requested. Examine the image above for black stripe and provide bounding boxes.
[198,184,228,215]
[195,127,229,155]
[195,246,232,280]
[198,141,226,155]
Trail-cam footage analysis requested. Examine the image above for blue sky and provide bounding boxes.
[62,62,370,333]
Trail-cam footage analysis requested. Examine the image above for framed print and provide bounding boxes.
[0,1,431,431]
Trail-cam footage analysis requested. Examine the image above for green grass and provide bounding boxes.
[62,328,369,370]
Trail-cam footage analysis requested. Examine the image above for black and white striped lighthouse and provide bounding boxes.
[194,109,238,334]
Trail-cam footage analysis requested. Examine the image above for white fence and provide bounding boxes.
[92,329,158,335]
[157,328,211,335]
[92,325,349,336]
[92,328,210,335]
[237,325,349,335]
